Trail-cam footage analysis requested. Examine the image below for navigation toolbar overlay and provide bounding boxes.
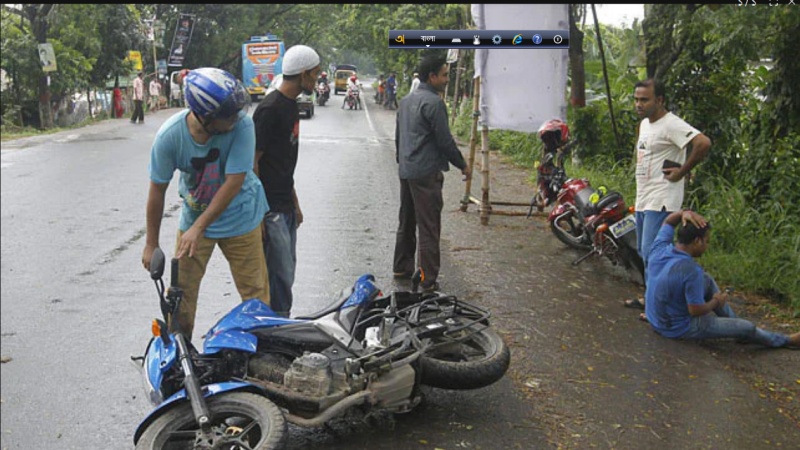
[389,30,569,49]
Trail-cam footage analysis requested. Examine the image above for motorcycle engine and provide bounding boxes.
[283,352,333,397]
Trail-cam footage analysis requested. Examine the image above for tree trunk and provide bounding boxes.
[29,5,55,129]
[568,4,586,108]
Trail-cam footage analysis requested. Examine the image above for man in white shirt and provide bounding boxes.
[409,72,420,93]
[624,78,711,315]
[149,77,161,112]
[131,72,145,124]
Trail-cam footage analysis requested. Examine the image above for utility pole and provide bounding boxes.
[144,18,158,78]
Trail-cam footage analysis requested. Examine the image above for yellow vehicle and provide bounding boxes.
[334,64,357,95]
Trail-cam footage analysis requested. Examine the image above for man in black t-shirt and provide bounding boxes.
[253,45,321,317]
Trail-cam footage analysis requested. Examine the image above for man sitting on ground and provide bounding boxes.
[645,209,799,348]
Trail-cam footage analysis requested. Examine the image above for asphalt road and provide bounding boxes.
[2,83,798,450]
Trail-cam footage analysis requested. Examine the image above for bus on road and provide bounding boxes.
[242,35,284,102]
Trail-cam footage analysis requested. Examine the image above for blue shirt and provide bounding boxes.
[644,224,706,338]
[149,110,269,239]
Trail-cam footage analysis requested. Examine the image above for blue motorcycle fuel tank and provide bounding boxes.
[203,299,302,354]
[202,274,380,355]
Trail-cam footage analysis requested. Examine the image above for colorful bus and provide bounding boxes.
[242,34,284,102]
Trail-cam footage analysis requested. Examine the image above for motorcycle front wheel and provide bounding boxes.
[550,210,592,251]
[419,321,510,390]
[135,392,287,450]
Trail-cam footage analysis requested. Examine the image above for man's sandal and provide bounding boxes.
[623,297,645,310]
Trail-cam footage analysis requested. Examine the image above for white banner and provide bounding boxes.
[471,4,569,133]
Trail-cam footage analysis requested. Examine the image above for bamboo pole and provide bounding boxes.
[461,76,481,212]
[479,124,492,225]
[451,56,464,126]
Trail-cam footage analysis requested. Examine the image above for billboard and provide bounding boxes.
[471,4,569,133]
[168,14,196,67]
[242,38,285,99]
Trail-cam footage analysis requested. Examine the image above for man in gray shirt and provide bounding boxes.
[393,54,471,292]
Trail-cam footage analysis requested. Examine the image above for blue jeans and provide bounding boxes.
[636,209,671,292]
[262,211,297,317]
[680,274,790,348]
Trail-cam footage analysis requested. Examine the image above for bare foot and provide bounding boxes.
[788,332,800,348]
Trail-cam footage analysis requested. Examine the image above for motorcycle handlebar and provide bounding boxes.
[170,258,179,288]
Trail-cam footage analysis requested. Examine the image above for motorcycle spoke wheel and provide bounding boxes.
[136,392,286,450]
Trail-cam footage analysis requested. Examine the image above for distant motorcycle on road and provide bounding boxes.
[132,249,510,449]
[345,85,361,110]
[316,81,329,106]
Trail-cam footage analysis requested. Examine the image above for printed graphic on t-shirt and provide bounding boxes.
[636,137,649,179]
[185,149,222,212]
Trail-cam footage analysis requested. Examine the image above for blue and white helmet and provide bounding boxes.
[184,68,249,120]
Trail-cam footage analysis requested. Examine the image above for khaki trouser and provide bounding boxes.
[174,225,269,340]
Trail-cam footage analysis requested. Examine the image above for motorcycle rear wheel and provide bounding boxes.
[135,392,286,450]
[419,321,510,390]
[617,232,645,284]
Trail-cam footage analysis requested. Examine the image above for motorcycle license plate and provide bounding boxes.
[610,214,636,238]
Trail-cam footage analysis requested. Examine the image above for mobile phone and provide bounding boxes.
[662,159,682,170]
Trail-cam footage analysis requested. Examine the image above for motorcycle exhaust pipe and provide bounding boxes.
[283,391,372,427]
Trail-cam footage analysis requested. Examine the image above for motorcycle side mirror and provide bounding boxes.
[150,248,166,281]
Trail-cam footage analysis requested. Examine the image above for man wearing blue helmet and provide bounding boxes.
[142,67,270,340]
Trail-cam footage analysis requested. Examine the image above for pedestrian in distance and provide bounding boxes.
[253,44,321,318]
[393,53,471,293]
[409,72,420,93]
[624,78,712,320]
[141,67,270,340]
[384,72,398,109]
[149,76,161,112]
[131,72,145,124]
[645,209,800,349]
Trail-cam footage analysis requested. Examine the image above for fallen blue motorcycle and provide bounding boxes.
[132,248,510,449]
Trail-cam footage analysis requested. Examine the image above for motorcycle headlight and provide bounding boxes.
[142,361,164,405]
[141,338,165,405]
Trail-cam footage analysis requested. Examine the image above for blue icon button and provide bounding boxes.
[532,34,542,45]
[513,34,522,45]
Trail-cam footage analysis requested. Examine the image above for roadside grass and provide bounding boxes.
[1,115,110,142]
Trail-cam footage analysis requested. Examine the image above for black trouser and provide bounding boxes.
[393,171,444,288]
[131,100,144,123]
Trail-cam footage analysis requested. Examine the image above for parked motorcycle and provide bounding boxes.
[316,82,329,106]
[527,150,568,216]
[548,179,644,282]
[528,119,572,215]
[132,249,510,449]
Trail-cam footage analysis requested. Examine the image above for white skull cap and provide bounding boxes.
[282,45,320,76]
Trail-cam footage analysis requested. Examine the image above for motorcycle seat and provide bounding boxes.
[294,286,353,321]
[595,191,623,211]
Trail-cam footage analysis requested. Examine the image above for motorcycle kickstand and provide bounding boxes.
[572,248,598,266]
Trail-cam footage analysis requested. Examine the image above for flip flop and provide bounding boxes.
[623,297,645,310]
[638,313,648,323]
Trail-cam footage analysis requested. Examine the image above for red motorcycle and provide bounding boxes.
[548,179,644,282]
[528,120,572,215]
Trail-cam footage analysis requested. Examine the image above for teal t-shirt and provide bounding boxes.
[149,110,268,238]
